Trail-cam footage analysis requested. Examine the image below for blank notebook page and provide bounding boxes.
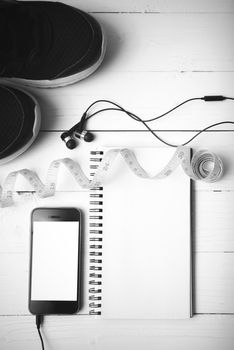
[102,147,192,319]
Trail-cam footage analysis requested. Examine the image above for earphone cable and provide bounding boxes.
[84,97,203,122]
[86,106,178,147]
[86,97,234,124]
[181,121,234,146]
[84,97,234,147]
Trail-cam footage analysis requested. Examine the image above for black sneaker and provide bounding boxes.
[0,1,106,88]
[0,85,41,164]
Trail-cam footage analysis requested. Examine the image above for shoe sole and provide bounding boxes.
[1,27,106,89]
[0,90,41,165]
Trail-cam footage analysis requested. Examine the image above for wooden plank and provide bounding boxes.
[26,72,234,131]
[194,191,234,252]
[83,13,234,72]
[0,315,234,350]
[195,253,234,313]
[24,0,234,13]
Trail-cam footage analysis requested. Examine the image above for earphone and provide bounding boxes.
[61,95,234,149]
[61,113,94,149]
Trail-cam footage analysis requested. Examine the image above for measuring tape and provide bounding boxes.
[0,147,223,208]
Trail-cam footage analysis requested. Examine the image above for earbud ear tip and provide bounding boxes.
[66,139,77,149]
[84,132,94,142]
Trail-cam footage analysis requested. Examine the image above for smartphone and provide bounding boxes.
[29,207,81,315]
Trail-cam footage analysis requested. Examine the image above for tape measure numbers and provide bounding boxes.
[0,147,223,208]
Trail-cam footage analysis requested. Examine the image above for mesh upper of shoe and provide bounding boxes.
[0,1,103,80]
[0,85,36,159]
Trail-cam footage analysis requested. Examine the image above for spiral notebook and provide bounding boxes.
[88,147,192,319]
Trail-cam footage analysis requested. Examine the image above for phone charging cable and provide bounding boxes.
[36,315,45,350]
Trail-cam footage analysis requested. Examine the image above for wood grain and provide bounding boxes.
[74,13,234,72]
[27,72,234,131]
[24,0,234,13]
[1,1,234,348]
[1,315,234,350]
[92,13,234,72]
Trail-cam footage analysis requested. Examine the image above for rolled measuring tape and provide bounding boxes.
[0,146,223,208]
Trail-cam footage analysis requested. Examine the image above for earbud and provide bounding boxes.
[63,135,77,149]
[61,129,94,150]
[75,130,94,143]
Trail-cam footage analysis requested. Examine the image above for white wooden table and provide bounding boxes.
[1,0,234,349]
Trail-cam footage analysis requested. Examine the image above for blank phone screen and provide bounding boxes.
[31,221,79,301]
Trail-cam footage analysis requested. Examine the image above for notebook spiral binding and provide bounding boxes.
[89,151,104,315]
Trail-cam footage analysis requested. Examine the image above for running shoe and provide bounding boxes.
[0,85,41,164]
[0,0,106,88]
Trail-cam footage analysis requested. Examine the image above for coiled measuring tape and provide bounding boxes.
[0,147,223,208]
